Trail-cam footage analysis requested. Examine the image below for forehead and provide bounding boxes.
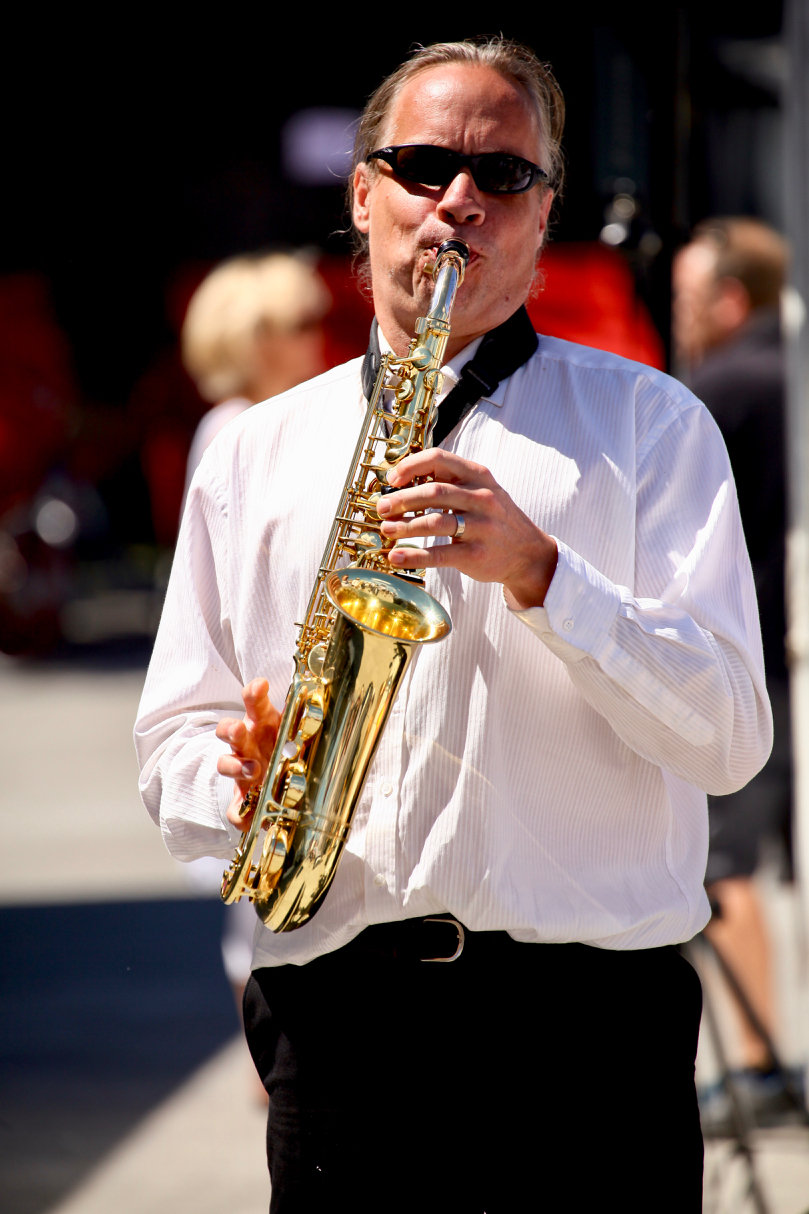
[675,242,718,287]
[382,64,540,159]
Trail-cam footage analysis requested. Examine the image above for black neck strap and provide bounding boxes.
[361,305,538,447]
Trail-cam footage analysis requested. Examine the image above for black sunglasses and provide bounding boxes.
[367,144,549,195]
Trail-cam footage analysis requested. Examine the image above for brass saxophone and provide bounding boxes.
[220,239,469,932]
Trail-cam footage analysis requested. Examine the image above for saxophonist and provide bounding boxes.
[135,38,771,1213]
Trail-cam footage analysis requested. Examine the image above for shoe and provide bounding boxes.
[698,1067,806,1137]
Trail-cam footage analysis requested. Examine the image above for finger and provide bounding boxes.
[387,448,484,488]
[216,717,247,748]
[388,541,464,570]
[242,677,270,718]
[378,481,475,519]
[380,509,462,540]
[218,754,261,781]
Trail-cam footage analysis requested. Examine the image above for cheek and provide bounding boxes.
[369,182,434,241]
[499,201,543,258]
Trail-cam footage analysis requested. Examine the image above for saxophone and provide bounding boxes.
[220,239,469,932]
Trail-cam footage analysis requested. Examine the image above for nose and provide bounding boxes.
[436,168,485,227]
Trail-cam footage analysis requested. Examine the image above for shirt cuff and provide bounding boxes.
[505,538,622,663]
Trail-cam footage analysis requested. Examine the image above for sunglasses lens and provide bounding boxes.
[393,146,457,186]
[380,147,540,194]
[475,155,535,193]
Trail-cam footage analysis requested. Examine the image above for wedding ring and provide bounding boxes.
[451,512,466,540]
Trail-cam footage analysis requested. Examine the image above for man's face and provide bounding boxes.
[672,242,720,365]
[672,240,751,367]
[353,64,553,352]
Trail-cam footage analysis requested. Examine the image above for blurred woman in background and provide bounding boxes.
[179,250,330,1036]
[182,252,331,495]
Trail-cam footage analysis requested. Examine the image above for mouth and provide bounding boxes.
[423,244,480,269]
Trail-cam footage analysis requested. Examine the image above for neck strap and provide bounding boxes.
[361,306,538,447]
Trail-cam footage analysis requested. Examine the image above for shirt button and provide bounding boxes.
[563,618,574,632]
[380,781,393,796]
[373,873,386,888]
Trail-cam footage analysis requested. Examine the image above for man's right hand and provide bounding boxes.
[216,678,281,829]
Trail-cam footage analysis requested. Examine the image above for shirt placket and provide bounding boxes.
[362,665,411,918]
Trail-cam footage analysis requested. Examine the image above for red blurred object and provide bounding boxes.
[316,246,664,370]
[316,255,375,367]
[128,351,208,546]
[164,262,214,338]
[140,247,664,548]
[527,243,665,369]
[0,274,79,515]
[141,424,191,547]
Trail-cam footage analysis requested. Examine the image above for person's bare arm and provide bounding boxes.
[215,678,281,829]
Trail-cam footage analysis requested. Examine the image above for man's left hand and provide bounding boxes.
[378,449,557,610]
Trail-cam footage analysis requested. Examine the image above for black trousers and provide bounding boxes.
[244,928,703,1213]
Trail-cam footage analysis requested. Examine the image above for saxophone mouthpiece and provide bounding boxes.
[435,239,470,264]
[424,240,470,277]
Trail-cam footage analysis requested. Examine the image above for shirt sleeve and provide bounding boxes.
[509,402,773,795]
[134,457,245,862]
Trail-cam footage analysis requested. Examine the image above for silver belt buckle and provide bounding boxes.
[422,916,465,962]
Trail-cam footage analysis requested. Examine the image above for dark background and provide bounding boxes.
[3,7,783,407]
[0,8,786,1212]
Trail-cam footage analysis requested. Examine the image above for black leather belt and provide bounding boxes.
[347,914,505,963]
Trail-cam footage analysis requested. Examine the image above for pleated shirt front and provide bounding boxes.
[135,335,772,965]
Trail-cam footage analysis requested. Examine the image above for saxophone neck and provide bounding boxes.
[416,240,470,343]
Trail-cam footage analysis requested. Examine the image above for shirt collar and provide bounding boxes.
[378,329,506,408]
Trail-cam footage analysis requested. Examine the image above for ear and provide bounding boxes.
[353,164,372,234]
[536,190,554,253]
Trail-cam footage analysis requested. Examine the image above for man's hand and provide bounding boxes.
[216,678,281,830]
[378,449,558,609]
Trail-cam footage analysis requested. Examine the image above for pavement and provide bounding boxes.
[0,653,188,906]
[44,1038,269,1214]
[2,647,809,1214]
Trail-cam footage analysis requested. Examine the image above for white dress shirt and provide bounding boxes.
[135,333,772,966]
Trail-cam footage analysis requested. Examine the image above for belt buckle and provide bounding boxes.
[422,916,465,962]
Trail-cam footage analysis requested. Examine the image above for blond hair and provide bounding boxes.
[691,217,788,310]
[181,254,330,403]
[348,37,565,259]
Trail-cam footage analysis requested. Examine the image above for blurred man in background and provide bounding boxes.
[182,253,331,498]
[674,217,790,1107]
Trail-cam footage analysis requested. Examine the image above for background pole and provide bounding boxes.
[783,0,809,1102]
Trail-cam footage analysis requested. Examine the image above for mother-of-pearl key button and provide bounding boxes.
[373,873,387,887]
[380,782,393,796]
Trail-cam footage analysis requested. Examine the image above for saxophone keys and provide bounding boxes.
[356,530,384,552]
[261,823,290,877]
[409,344,432,368]
[298,698,325,737]
[281,769,306,809]
[307,643,328,677]
[239,785,261,817]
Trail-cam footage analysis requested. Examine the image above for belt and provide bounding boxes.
[346,914,510,964]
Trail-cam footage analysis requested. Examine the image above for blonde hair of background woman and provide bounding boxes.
[182,253,331,403]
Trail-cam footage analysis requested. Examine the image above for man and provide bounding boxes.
[673,219,790,1109]
[136,40,771,1212]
